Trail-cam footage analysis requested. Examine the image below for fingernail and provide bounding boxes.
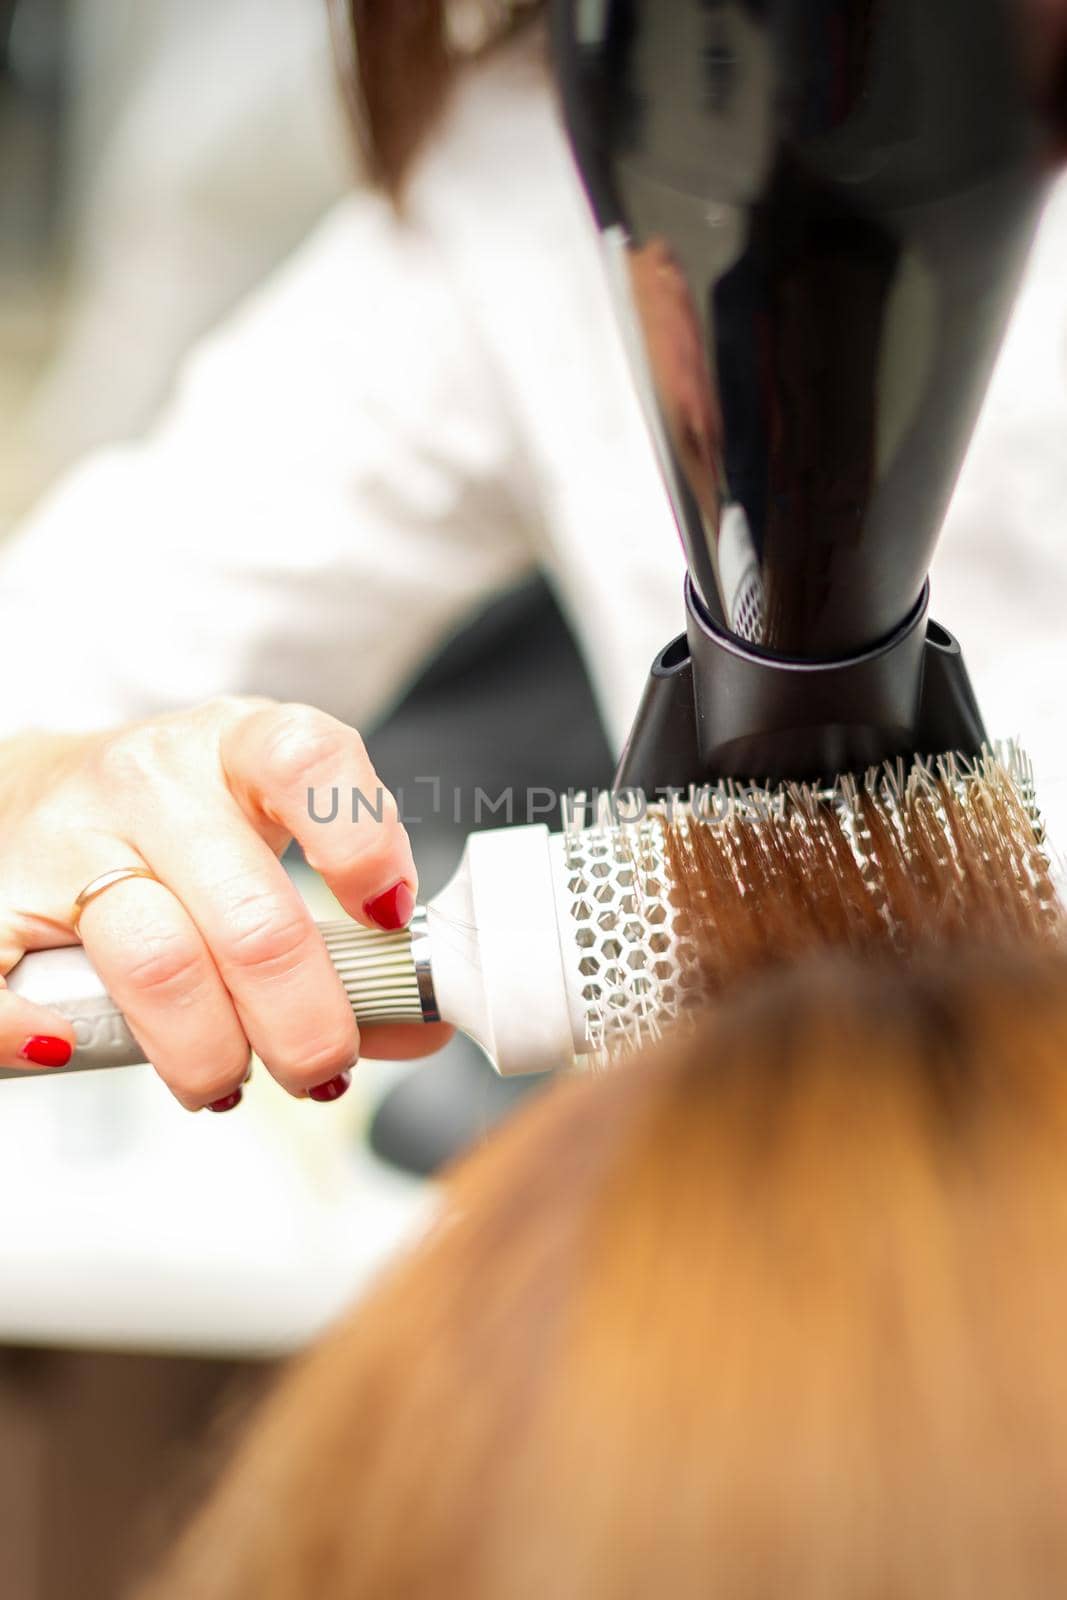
[363,881,415,931]
[19,1036,73,1068]
[207,1089,243,1114]
[308,1070,352,1103]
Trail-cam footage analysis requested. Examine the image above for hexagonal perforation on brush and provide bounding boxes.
[562,805,696,1055]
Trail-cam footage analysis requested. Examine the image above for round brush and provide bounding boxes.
[2,746,1052,1082]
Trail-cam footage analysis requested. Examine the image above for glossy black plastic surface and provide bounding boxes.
[614,587,987,790]
[552,0,1064,660]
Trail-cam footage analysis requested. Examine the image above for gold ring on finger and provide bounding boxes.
[71,867,162,933]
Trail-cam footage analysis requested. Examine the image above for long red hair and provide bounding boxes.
[138,937,1067,1598]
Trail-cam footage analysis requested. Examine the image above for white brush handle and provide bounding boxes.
[2,915,436,1081]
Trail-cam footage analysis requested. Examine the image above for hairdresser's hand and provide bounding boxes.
[0,700,452,1108]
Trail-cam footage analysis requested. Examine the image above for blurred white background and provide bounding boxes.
[1,0,350,526]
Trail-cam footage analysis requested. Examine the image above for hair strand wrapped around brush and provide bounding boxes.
[658,742,1063,1002]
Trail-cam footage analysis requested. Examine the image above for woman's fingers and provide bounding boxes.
[220,704,417,928]
[130,792,360,1098]
[72,873,251,1110]
[0,983,77,1073]
[0,930,77,1072]
[0,700,439,1111]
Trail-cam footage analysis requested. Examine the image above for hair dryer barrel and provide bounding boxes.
[552,0,1064,661]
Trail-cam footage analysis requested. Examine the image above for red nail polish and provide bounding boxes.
[20,1036,73,1068]
[208,1089,243,1114]
[308,1071,352,1103]
[364,881,415,931]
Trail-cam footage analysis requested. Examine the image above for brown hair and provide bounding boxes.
[334,1,546,194]
[665,751,1062,996]
[139,939,1067,1600]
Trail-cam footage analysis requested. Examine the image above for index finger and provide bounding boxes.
[222,705,417,929]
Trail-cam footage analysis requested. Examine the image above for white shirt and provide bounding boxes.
[2,27,1066,800]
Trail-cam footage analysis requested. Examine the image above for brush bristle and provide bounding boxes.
[562,743,1063,1059]
[664,743,1062,1000]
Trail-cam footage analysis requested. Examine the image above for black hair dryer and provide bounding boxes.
[551,0,1067,788]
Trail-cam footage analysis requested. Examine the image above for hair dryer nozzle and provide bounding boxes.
[551,0,1063,785]
[615,582,987,791]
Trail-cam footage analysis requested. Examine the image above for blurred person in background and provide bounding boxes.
[0,0,685,1111]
